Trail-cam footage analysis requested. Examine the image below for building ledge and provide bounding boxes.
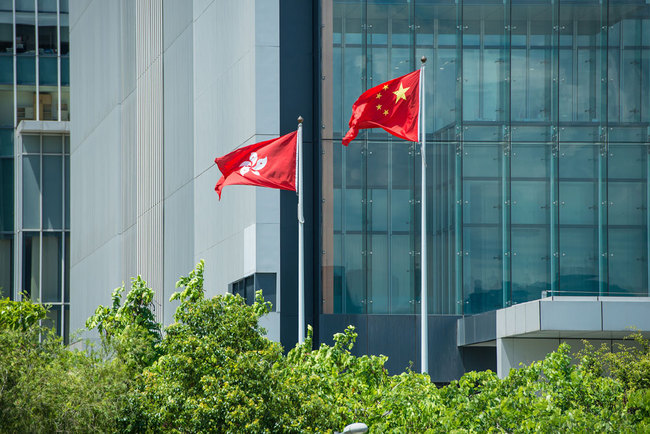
[17,120,70,134]
[497,296,650,340]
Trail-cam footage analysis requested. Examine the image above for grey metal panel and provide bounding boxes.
[367,315,416,374]
[163,0,193,51]
[121,92,137,231]
[70,236,123,334]
[120,0,137,100]
[602,300,650,331]
[318,314,369,358]
[163,182,194,326]
[426,316,466,382]
[539,300,602,331]
[69,0,122,149]
[70,106,122,266]
[163,26,193,197]
[457,311,497,346]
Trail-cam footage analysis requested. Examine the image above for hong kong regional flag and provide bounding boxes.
[215,131,297,199]
[342,69,420,146]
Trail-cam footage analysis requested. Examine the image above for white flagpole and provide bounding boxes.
[297,116,305,344]
[420,56,428,374]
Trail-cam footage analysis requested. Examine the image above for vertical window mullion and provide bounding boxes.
[56,0,59,121]
[34,0,38,121]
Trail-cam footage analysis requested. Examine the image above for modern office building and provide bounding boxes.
[0,0,70,339]
[70,0,650,382]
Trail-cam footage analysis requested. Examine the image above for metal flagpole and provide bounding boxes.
[420,56,428,374]
[297,116,305,344]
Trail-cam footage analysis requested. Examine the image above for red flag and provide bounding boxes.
[342,69,420,146]
[215,131,297,199]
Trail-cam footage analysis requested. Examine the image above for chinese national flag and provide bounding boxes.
[342,69,420,146]
[215,131,297,199]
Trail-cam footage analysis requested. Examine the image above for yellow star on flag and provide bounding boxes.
[393,82,410,103]
[376,93,382,99]
[383,85,388,90]
[383,109,389,115]
[376,104,382,110]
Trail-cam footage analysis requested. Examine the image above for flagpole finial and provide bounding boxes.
[420,56,427,64]
[297,116,304,124]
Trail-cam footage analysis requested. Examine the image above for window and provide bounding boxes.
[229,273,277,311]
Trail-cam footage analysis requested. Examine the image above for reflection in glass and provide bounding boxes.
[22,155,40,229]
[0,235,11,299]
[42,155,62,229]
[0,158,12,231]
[23,232,40,301]
[41,232,61,302]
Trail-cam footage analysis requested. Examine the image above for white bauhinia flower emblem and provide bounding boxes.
[239,152,268,176]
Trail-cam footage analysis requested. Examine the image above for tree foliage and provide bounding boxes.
[2,263,650,432]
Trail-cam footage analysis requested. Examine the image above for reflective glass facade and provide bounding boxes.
[0,0,69,339]
[321,0,650,316]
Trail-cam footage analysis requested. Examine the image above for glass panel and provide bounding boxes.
[41,232,61,302]
[511,143,551,303]
[609,229,647,295]
[368,233,388,313]
[38,0,57,13]
[60,18,68,55]
[63,305,69,343]
[23,232,40,301]
[22,155,40,229]
[15,0,34,12]
[254,273,276,310]
[0,89,13,127]
[0,158,13,231]
[244,275,254,306]
[61,56,69,86]
[344,233,364,314]
[511,0,554,123]
[43,305,61,335]
[64,154,68,228]
[0,11,12,55]
[512,228,549,303]
[0,129,12,156]
[16,12,35,54]
[59,0,68,14]
[463,143,503,313]
[558,1,603,126]
[37,91,57,120]
[64,232,68,302]
[17,89,36,121]
[42,155,62,229]
[42,135,61,153]
[22,134,39,153]
[17,56,35,85]
[60,88,69,120]
[38,12,57,53]
[0,235,11,299]
[390,234,412,314]
[39,57,57,85]
[0,1,10,11]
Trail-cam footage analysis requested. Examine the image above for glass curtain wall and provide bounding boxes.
[321,0,650,316]
[18,133,69,340]
[0,0,70,337]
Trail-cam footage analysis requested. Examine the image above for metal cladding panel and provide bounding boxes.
[135,0,164,324]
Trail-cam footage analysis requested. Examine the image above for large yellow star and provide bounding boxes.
[393,82,410,103]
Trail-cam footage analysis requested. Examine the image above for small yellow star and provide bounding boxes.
[383,85,388,90]
[376,93,382,99]
[383,109,389,115]
[376,104,382,110]
[393,82,410,102]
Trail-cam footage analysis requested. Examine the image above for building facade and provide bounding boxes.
[0,0,70,339]
[70,0,650,382]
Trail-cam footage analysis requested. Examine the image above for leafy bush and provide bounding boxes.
[2,263,650,433]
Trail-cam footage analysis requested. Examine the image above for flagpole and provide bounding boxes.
[419,56,428,374]
[297,116,305,344]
